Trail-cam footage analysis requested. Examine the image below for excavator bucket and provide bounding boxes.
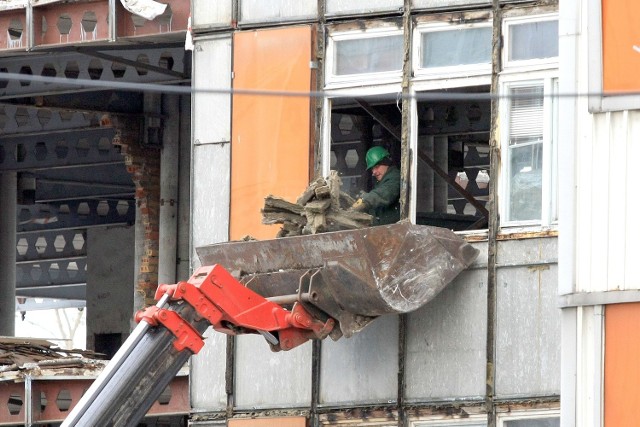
[196,222,479,338]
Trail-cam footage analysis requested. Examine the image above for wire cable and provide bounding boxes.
[0,71,638,101]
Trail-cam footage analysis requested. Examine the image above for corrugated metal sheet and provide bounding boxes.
[239,0,317,24]
[405,268,487,401]
[320,314,399,405]
[193,36,232,145]
[576,110,640,293]
[234,335,312,409]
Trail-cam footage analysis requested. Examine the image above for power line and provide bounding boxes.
[0,71,638,101]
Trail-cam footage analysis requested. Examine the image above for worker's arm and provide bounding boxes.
[361,167,400,209]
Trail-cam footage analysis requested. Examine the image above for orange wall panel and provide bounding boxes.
[602,0,640,93]
[604,302,640,426]
[229,417,307,427]
[231,26,313,240]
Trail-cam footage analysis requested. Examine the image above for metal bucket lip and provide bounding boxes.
[196,223,478,272]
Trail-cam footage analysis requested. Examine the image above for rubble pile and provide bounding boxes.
[262,171,373,237]
[0,337,107,379]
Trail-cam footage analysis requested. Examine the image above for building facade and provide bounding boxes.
[189,1,561,426]
[7,0,638,426]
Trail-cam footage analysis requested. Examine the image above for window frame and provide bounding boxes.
[412,21,493,79]
[325,27,404,88]
[320,84,403,179]
[499,71,558,228]
[409,414,487,427]
[496,408,560,426]
[409,76,492,228]
[502,13,559,72]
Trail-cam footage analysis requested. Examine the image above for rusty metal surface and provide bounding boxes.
[197,223,479,336]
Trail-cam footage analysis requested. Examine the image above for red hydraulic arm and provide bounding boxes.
[135,263,335,352]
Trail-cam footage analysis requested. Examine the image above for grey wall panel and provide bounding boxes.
[190,329,229,411]
[495,257,560,397]
[193,36,231,145]
[326,0,403,16]
[235,334,312,409]
[239,0,317,24]
[320,314,399,405]
[86,226,134,349]
[192,0,233,31]
[497,237,558,266]
[405,268,487,401]
[191,143,230,270]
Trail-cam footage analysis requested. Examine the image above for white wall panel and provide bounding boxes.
[192,0,233,30]
[190,329,229,411]
[326,0,403,16]
[624,111,640,287]
[235,335,312,409]
[320,315,399,405]
[191,143,230,269]
[607,112,628,289]
[239,0,317,24]
[193,36,231,145]
[576,111,640,293]
[589,113,610,292]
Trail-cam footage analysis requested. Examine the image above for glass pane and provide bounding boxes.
[334,35,403,75]
[509,20,558,61]
[421,27,492,68]
[509,143,543,221]
[504,418,560,427]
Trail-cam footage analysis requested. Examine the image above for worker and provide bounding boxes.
[350,146,400,225]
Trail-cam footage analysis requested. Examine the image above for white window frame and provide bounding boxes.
[502,13,559,73]
[496,408,560,426]
[412,21,493,79]
[499,71,558,228]
[410,413,487,426]
[409,76,492,228]
[321,84,403,178]
[325,28,404,89]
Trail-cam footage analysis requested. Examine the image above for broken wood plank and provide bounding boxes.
[304,199,332,214]
[296,177,326,205]
[314,185,331,200]
[328,170,342,210]
[264,195,305,215]
[261,211,306,225]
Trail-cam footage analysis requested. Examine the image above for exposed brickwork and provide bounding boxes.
[108,115,161,309]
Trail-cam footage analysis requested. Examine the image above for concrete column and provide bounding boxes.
[176,94,191,281]
[0,172,17,336]
[158,94,180,285]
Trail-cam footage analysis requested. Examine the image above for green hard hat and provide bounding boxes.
[365,146,390,169]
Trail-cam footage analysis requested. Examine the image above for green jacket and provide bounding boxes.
[362,165,401,225]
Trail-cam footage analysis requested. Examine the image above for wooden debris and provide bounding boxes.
[0,337,108,373]
[262,171,373,237]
